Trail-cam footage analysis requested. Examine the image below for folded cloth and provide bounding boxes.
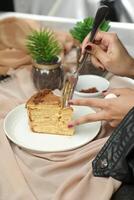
[0,17,39,74]
[0,17,40,51]
[0,17,75,75]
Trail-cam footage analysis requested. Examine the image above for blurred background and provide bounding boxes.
[0,0,134,23]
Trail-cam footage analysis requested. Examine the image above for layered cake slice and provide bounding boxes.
[26,89,74,136]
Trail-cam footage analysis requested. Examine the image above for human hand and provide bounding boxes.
[81,31,134,77]
[68,88,134,128]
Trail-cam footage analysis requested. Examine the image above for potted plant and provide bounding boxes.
[26,29,62,90]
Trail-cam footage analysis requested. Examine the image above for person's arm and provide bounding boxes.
[81,31,134,78]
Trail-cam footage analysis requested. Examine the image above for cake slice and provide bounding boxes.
[26,89,74,136]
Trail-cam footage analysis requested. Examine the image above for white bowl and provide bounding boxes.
[74,75,110,98]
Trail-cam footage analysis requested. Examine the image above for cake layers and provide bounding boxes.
[26,89,74,136]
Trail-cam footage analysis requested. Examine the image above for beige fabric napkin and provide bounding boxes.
[0,17,39,75]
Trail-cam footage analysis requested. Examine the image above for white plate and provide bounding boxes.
[3,104,101,153]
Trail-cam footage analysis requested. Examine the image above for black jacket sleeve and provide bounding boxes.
[92,107,134,184]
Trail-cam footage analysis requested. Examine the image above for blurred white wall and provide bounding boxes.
[116,0,134,22]
[14,0,55,15]
[14,0,100,19]
[13,0,134,22]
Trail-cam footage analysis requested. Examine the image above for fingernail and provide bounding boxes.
[68,124,74,128]
[85,44,92,52]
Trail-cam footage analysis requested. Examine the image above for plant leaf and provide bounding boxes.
[70,17,110,43]
[26,29,61,63]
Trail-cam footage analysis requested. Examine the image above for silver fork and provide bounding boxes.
[61,5,109,108]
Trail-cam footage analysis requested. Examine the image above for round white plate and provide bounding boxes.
[4,104,101,153]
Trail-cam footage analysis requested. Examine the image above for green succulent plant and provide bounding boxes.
[26,29,61,64]
[70,17,110,43]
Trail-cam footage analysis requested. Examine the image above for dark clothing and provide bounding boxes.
[111,183,134,200]
[92,107,134,199]
[92,106,134,183]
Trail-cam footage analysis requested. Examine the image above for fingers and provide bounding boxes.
[95,31,118,44]
[109,119,121,128]
[81,34,90,53]
[69,98,108,109]
[81,31,107,53]
[104,88,129,97]
[68,110,107,127]
[68,111,122,128]
[90,44,110,66]
[82,42,110,68]
[90,56,105,70]
[81,31,118,64]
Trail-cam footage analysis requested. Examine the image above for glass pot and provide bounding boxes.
[32,56,63,90]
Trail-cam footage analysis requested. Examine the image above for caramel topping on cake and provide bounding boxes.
[34,89,50,104]
[26,89,61,106]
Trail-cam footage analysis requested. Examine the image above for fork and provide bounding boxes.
[61,5,109,108]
